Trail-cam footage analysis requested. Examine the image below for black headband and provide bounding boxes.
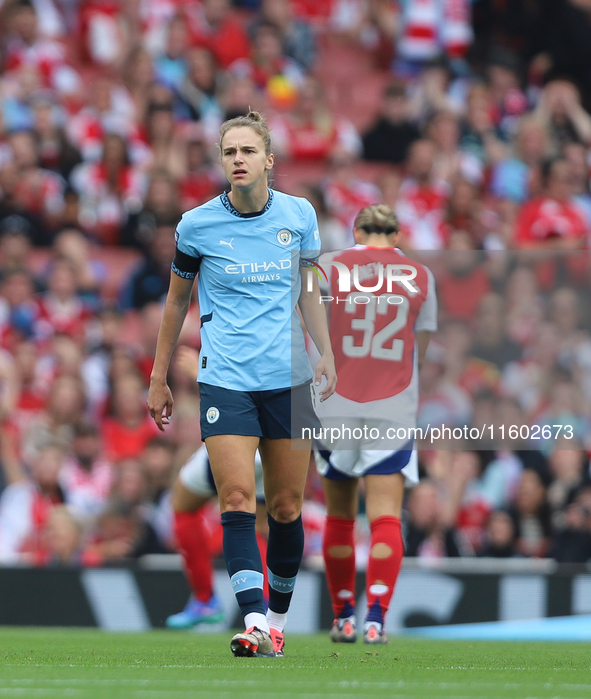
[360,224,398,235]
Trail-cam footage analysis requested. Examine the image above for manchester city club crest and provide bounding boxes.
[277,229,293,245]
[206,407,220,423]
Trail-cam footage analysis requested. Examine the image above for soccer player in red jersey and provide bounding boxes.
[315,204,437,643]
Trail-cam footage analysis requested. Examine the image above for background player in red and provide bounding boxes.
[315,204,437,644]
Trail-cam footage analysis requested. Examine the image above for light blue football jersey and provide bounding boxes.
[173,189,321,391]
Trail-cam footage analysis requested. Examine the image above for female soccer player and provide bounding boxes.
[315,204,437,644]
[147,112,336,658]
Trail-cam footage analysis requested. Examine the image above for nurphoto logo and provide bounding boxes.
[304,259,419,304]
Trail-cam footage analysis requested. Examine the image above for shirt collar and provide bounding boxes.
[220,189,274,218]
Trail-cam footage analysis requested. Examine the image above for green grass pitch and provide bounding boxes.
[0,627,589,699]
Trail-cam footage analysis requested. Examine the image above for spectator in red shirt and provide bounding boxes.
[3,1,80,95]
[12,339,46,432]
[514,157,588,249]
[23,374,87,462]
[229,23,304,109]
[59,418,113,522]
[102,371,159,461]
[397,138,450,249]
[486,48,529,139]
[438,232,491,322]
[290,0,333,26]
[71,134,148,245]
[178,136,224,212]
[78,0,128,68]
[322,151,381,234]
[187,0,251,70]
[35,258,93,344]
[67,75,144,166]
[271,77,361,161]
[40,504,103,566]
[0,440,66,565]
[444,179,481,243]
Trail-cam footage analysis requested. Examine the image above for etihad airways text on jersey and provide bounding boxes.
[225,259,292,274]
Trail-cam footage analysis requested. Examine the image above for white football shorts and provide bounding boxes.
[179,445,266,500]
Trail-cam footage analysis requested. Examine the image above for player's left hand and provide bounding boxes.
[315,352,337,401]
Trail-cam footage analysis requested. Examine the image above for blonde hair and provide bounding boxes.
[219,111,272,156]
[354,204,399,236]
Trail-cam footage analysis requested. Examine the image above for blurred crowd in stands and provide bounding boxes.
[1,0,591,567]
[410,249,591,560]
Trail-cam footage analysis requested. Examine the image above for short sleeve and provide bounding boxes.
[172,213,202,280]
[415,267,438,332]
[300,200,321,264]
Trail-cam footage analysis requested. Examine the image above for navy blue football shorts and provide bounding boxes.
[199,382,321,440]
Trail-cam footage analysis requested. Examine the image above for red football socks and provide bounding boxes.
[174,510,213,603]
[366,516,403,621]
[323,516,356,618]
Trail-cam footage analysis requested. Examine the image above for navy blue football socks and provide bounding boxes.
[221,511,266,617]
[339,599,356,619]
[266,513,304,614]
[366,599,384,624]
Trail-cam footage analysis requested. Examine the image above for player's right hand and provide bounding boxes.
[315,351,337,402]
[147,381,174,431]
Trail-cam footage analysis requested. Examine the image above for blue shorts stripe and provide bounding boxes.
[366,445,413,475]
[205,458,217,493]
[323,461,352,481]
[230,570,264,593]
[268,569,297,594]
[323,440,414,481]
